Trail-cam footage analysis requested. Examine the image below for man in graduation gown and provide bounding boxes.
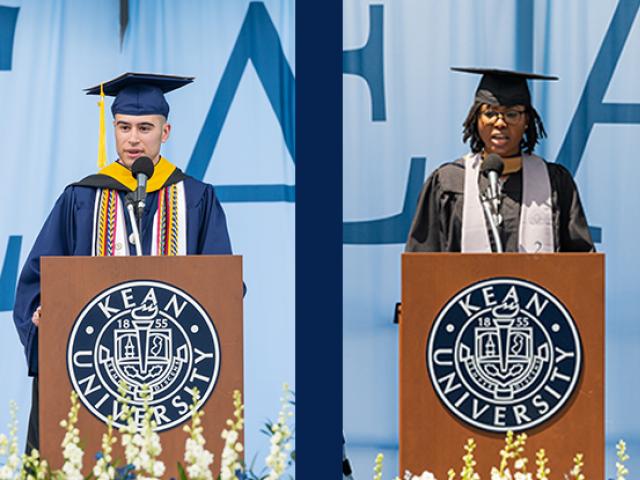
[405,68,594,253]
[13,73,233,451]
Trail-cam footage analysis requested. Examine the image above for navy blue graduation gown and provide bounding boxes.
[13,175,232,375]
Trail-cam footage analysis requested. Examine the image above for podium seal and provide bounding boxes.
[67,280,221,432]
[427,277,581,432]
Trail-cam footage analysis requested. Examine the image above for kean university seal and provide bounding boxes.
[427,278,581,432]
[67,280,221,432]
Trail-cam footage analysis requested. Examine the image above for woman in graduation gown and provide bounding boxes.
[405,68,594,253]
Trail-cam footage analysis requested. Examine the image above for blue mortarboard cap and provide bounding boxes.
[85,72,194,118]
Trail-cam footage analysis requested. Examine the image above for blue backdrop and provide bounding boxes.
[344,0,640,477]
[0,0,294,473]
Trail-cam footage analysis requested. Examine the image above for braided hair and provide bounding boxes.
[462,101,547,154]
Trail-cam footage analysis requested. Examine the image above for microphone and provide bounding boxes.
[480,154,505,253]
[131,156,155,218]
[481,154,504,212]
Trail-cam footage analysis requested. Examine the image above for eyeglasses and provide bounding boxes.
[480,109,526,125]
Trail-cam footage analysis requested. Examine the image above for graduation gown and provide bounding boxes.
[405,157,594,253]
[13,159,232,376]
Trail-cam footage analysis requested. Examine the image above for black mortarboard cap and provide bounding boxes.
[85,72,194,118]
[451,67,558,106]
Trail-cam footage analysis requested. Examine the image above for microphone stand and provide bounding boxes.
[480,187,503,253]
[135,198,145,243]
[125,193,143,256]
[131,183,146,239]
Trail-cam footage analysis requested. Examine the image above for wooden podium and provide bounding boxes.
[400,253,604,479]
[39,255,243,475]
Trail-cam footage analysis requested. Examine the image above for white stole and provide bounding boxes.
[461,153,553,252]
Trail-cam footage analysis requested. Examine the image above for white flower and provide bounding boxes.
[118,391,165,480]
[0,402,21,479]
[183,389,215,480]
[59,393,84,480]
[514,473,531,480]
[265,384,295,480]
[226,430,238,445]
[92,417,117,480]
[219,390,245,480]
[0,466,12,480]
[411,471,436,480]
[0,465,15,480]
[491,467,513,480]
[63,442,84,466]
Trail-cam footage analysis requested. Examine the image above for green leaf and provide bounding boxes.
[177,461,188,480]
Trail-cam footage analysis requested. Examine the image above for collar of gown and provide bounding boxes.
[97,156,177,192]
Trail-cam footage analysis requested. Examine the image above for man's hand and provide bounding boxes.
[31,306,42,327]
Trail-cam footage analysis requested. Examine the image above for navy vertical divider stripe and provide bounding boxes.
[296,0,342,477]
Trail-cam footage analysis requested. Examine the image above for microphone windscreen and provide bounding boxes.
[131,156,155,179]
[481,153,505,176]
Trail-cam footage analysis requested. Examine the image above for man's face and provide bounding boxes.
[114,114,171,168]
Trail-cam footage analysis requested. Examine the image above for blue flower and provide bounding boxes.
[116,463,136,480]
[235,469,249,480]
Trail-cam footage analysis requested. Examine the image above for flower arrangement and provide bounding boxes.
[373,453,384,480]
[119,388,165,479]
[373,431,631,480]
[0,383,295,480]
[0,402,21,479]
[59,391,84,480]
[615,440,629,480]
[264,384,294,480]
[92,415,117,480]
[218,389,244,480]
[180,388,215,480]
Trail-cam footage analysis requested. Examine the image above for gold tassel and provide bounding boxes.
[97,83,107,169]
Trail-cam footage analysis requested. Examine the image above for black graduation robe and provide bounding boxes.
[405,157,595,253]
[13,160,232,377]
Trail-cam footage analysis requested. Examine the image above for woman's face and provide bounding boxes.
[477,104,528,157]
